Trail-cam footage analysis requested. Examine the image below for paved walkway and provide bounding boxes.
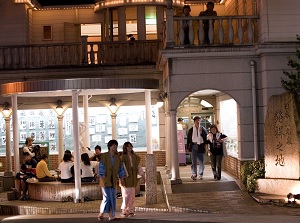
[1,165,300,222]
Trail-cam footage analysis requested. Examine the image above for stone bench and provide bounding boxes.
[28,181,102,202]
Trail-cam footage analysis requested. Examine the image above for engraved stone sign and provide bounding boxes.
[264,92,300,179]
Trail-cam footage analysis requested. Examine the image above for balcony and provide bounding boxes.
[164,14,259,48]
[0,14,258,70]
[0,39,161,70]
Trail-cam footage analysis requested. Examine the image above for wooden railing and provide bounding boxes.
[166,15,259,47]
[84,40,162,66]
[0,40,162,70]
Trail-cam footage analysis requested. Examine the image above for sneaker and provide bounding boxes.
[128,212,135,217]
[120,213,128,218]
[198,176,203,180]
[191,175,196,180]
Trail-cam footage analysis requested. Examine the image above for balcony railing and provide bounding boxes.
[0,40,162,70]
[164,14,259,47]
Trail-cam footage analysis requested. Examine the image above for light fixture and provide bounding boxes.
[109,97,117,114]
[2,102,10,117]
[159,91,168,100]
[56,99,63,115]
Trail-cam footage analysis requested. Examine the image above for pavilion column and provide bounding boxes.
[4,116,13,176]
[12,95,19,174]
[83,95,90,148]
[72,90,82,203]
[137,5,146,40]
[118,6,126,41]
[111,113,117,139]
[170,110,182,184]
[57,115,64,166]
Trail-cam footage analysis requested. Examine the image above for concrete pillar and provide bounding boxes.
[72,90,82,203]
[165,0,175,47]
[170,110,182,184]
[137,5,146,40]
[145,154,157,204]
[118,6,126,41]
[165,111,171,172]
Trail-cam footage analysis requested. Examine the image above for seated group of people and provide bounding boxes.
[15,137,102,200]
[57,146,101,183]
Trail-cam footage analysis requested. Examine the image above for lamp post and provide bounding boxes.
[1,102,13,176]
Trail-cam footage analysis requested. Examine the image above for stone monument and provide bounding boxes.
[257,92,300,195]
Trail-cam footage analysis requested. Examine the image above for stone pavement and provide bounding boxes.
[0,165,300,222]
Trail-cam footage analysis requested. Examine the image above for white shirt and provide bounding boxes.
[80,161,97,178]
[58,161,74,179]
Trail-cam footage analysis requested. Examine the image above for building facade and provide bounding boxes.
[0,0,299,181]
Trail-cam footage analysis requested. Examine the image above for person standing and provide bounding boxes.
[199,1,217,44]
[23,137,35,158]
[187,116,207,180]
[207,124,227,180]
[181,5,192,45]
[120,142,145,217]
[98,140,126,221]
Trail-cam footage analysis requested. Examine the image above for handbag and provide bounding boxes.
[222,142,228,157]
[197,143,205,153]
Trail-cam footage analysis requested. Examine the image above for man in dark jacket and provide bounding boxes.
[187,116,207,180]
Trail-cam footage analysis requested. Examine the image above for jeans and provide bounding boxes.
[210,154,223,179]
[191,144,205,177]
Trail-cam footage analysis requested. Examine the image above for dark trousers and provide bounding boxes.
[210,154,223,179]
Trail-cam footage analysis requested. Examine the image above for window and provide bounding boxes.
[43,25,52,40]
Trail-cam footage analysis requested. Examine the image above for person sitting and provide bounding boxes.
[36,154,56,182]
[58,153,74,183]
[80,153,96,182]
[90,145,101,162]
[126,34,135,41]
[15,152,37,200]
[199,1,217,44]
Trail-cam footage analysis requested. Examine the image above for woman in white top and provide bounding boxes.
[80,153,96,182]
[23,137,35,158]
[58,153,74,183]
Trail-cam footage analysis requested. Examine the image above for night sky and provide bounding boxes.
[36,0,96,6]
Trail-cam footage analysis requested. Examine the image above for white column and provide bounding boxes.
[83,95,90,148]
[111,113,117,139]
[145,90,152,154]
[170,110,181,182]
[57,115,64,167]
[12,95,19,174]
[165,111,171,170]
[4,116,13,176]
[72,90,82,203]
